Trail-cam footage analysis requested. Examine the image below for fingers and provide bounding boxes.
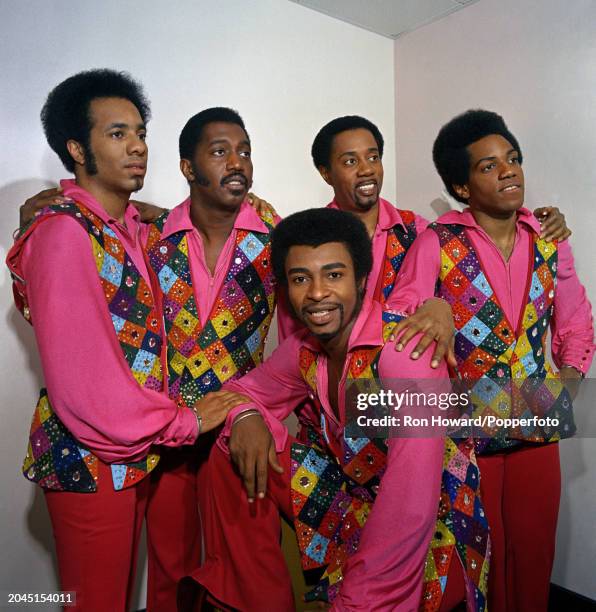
[389,320,407,349]
[255,446,269,500]
[393,323,422,353]
[429,336,450,369]
[408,330,439,363]
[242,451,257,502]
[20,187,73,227]
[446,336,457,368]
[268,441,284,474]
[538,206,571,242]
[247,191,276,216]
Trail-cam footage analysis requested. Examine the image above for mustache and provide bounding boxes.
[301,303,341,316]
[220,173,248,187]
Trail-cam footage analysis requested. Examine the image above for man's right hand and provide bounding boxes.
[130,200,167,223]
[229,412,284,502]
[19,186,72,227]
[192,390,249,434]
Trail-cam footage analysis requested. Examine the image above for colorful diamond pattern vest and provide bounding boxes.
[9,202,163,492]
[379,210,418,303]
[290,312,489,611]
[146,209,276,407]
[430,223,575,453]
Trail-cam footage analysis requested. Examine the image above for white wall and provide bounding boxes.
[394,0,596,598]
[0,1,395,607]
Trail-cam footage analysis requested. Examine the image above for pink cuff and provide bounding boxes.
[155,407,199,447]
[217,403,289,454]
[557,346,595,375]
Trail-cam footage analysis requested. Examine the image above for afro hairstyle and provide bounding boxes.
[432,109,522,203]
[41,68,150,173]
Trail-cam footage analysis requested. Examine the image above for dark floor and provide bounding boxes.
[137,583,596,612]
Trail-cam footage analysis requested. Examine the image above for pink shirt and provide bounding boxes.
[221,299,446,610]
[13,180,198,464]
[160,198,275,325]
[388,207,595,374]
[277,198,429,340]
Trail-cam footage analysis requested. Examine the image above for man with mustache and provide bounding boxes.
[185,208,485,611]
[6,72,244,611]
[140,106,280,609]
[276,115,571,460]
[280,115,571,358]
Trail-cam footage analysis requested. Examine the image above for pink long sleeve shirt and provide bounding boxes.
[221,299,446,610]
[388,207,595,374]
[159,198,276,325]
[13,180,198,464]
[277,198,429,340]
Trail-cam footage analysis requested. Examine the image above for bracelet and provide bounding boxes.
[192,408,202,436]
[232,409,261,427]
[561,364,585,378]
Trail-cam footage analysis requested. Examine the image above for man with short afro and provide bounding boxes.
[392,108,594,612]
[7,70,242,611]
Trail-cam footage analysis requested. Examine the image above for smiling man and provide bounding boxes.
[184,208,489,612]
[6,72,246,611]
[391,109,595,612]
[279,116,572,361]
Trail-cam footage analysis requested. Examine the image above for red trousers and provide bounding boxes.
[45,460,149,612]
[146,447,203,611]
[477,444,561,612]
[46,449,202,612]
[187,439,466,612]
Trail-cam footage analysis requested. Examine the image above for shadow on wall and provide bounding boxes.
[1,178,61,589]
[0,179,58,389]
[429,197,453,219]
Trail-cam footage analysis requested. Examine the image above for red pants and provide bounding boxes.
[46,449,203,612]
[187,439,466,612]
[477,444,560,612]
[146,447,203,611]
[45,460,149,612]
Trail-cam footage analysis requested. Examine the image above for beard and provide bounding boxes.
[288,284,365,342]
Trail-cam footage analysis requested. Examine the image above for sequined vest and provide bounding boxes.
[8,202,163,492]
[379,210,418,303]
[290,312,489,611]
[431,223,574,453]
[145,209,277,407]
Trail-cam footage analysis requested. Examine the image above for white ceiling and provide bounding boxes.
[289,0,480,39]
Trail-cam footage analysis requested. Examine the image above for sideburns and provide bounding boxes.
[191,160,210,187]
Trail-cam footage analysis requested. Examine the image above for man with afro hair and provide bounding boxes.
[184,207,468,611]
[391,109,594,611]
[6,70,244,611]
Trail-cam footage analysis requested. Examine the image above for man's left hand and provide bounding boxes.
[247,192,277,217]
[534,206,571,242]
[390,298,457,368]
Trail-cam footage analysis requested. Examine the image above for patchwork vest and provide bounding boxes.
[145,209,277,407]
[8,202,163,492]
[431,223,575,453]
[379,209,418,303]
[290,312,489,611]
